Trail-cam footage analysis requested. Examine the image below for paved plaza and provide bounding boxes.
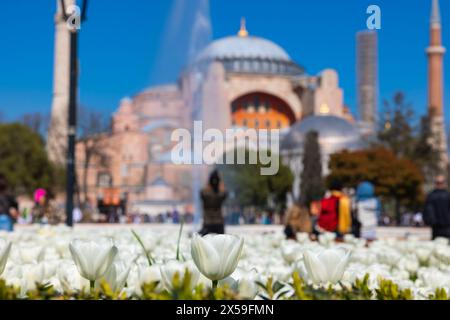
[15,224,433,241]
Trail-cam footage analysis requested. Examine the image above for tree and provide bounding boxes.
[377,92,439,187]
[327,147,424,224]
[218,149,293,212]
[377,92,416,159]
[414,115,440,186]
[0,123,64,196]
[300,130,325,207]
[77,107,111,205]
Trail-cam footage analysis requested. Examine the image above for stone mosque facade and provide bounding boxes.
[73,21,364,215]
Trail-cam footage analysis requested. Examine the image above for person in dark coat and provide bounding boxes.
[200,170,228,235]
[424,175,450,239]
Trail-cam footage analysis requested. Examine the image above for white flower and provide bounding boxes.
[101,259,134,292]
[296,233,311,244]
[191,233,244,281]
[434,237,449,246]
[281,241,302,264]
[69,238,118,282]
[303,248,351,285]
[318,232,336,247]
[128,264,162,296]
[17,245,45,264]
[376,248,402,267]
[398,256,419,274]
[293,258,310,282]
[20,263,48,293]
[160,260,199,292]
[229,268,260,299]
[0,239,12,276]
[58,260,90,293]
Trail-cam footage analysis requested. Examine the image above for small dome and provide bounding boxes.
[148,176,170,187]
[282,115,362,152]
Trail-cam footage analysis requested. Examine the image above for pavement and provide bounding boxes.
[15,224,433,240]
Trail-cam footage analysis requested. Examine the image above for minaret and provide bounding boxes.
[47,0,74,164]
[427,0,448,175]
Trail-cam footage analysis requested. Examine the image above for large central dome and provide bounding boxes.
[194,21,304,76]
[197,36,292,62]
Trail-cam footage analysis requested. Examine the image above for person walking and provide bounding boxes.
[200,170,228,235]
[317,179,352,238]
[354,181,380,240]
[284,204,312,240]
[0,174,19,231]
[424,175,450,239]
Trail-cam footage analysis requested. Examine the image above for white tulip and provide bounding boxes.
[434,237,449,246]
[0,239,12,276]
[160,260,199,292]
[281,241,302,264]
[129,264,162,296]
[218,276,239,291]
[296,233,311,244]
[101,259,133,292]
[318,232,336,247]
[293,258,310,282]
[303,248,351,285]
[398,256,419,274]
[231,268,260,299]
[191,234,244,286]
[17,245,45,264]
[69,238,118,286]
[58,260,90,293]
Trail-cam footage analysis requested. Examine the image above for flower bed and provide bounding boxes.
[0,226,449,300]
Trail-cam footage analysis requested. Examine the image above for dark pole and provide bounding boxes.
[60,0,88,227]
[66,29,78,227]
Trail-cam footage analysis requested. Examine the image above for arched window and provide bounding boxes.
[231,92,296,130]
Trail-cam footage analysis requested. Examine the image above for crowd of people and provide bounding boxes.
[282,175,450,241]
[284,179,380,241]
[2,170,450,242]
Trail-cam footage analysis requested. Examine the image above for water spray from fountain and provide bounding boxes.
[152,0,214,231]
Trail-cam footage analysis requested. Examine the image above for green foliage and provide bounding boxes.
[131,229,155,266]
[256,276,290,300]
[327,147,424,212]
[218,149,293,211]
[300,130,325,207]
[377,92,440,183]
[141,271,238,300]
[430,288,449,300]
[0,273,447,300]
[378,92,417,159]
[375,279,413,300]
[0,123,64,196]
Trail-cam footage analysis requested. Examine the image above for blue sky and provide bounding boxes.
[0,0,449,123]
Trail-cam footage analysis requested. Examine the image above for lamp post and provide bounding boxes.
[59,0,88,227]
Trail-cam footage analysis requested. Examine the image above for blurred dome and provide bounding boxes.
[195,34,304,76]
[282,115,362,152]
[198,36,291,62]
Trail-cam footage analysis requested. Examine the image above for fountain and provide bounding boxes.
[151,0,214,231]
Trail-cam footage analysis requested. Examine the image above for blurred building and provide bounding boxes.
[356,30,378,136]
[52,19,362,214]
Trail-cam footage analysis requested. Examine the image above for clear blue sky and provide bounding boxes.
[0,0,449,123]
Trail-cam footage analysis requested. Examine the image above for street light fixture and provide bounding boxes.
[59,0,88,227]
